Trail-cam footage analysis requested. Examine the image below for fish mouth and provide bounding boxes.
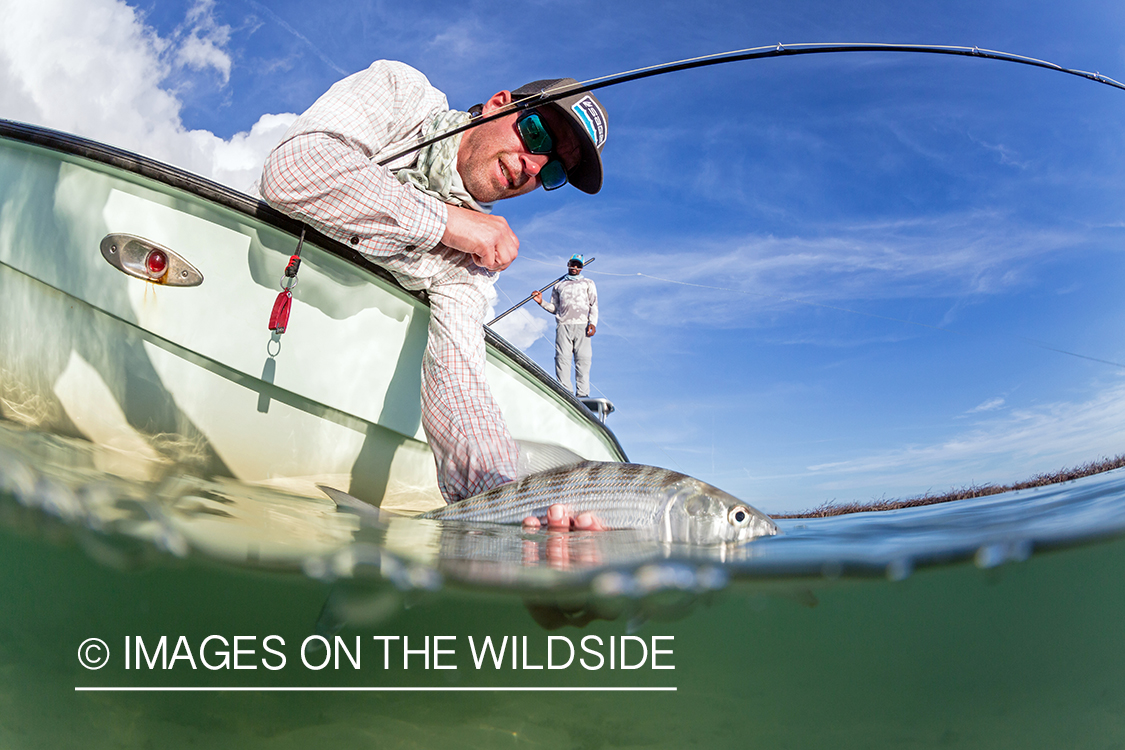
[665,486,780,544]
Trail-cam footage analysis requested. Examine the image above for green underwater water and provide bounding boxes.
[2,513,1124,750]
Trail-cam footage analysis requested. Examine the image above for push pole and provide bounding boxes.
[487,257,596,326]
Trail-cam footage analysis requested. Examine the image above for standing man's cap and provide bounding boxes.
[568,254,585,266]
[511,78,608,195]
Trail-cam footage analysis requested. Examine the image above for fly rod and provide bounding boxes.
[488,257,596,326]
[377,42,1125,167]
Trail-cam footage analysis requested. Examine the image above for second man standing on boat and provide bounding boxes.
[532,255,598,398]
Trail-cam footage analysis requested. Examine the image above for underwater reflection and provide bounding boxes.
[0,421,744,630]
[6,417,1125,633]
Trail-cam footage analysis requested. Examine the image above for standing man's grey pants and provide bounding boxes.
[555,322,592,397]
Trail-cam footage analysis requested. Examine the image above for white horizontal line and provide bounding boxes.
[75,686,676,692]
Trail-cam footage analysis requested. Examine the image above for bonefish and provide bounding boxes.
[420,461,778,544]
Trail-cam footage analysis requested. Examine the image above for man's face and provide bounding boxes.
[568,263,581,275]
[457,91,582,203]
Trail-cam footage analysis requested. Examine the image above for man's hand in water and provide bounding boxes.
[522,504,608,531]
[442,204,519,271]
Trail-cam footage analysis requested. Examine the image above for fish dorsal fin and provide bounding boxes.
[514,440,585,478]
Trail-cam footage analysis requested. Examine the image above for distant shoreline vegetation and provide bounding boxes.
[775,454,1125,519]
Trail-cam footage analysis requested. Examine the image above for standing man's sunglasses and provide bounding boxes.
[516,112,569,191]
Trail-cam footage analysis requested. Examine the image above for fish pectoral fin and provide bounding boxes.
[317,484,383,520]
[514,440,586,478]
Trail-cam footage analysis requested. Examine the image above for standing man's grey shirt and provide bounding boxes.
[540,274,598,397]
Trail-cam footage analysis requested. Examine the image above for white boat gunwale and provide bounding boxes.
[0,117,628,463]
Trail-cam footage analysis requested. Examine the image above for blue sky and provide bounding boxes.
[4,0,1125,513]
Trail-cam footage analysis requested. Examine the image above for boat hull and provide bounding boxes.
[0,122,626,511]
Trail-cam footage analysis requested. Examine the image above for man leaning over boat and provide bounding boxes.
[259,60,609,524]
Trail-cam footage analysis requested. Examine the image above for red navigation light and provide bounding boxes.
[146,250,168,277]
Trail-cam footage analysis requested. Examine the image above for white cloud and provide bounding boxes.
[483,282,549,351]
[489,308,550,351]
[426,18,492,64]
[196,113,297,195]
[805,376,1125,493]
[967,397,1006,414]
[0,0,294,193]
[1,0,178,138]
[515,203,1086,335]
[175,0,233,85]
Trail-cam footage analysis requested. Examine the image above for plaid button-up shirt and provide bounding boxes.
[261,60,490,291]
[260,61,519,503]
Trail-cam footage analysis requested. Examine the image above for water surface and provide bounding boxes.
[2,420,1124,748]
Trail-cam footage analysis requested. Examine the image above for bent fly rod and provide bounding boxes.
[377,42,1125,167]
[488,257,595,326]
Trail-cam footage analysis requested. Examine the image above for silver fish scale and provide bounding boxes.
[420,462,686,527]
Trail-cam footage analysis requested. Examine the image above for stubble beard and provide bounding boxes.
[457,159,505,204]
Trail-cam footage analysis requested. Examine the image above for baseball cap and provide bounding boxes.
[511,78,608,194]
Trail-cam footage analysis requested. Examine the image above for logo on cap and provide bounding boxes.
[571,96,607,149]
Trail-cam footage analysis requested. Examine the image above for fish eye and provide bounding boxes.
[728,506,751,526]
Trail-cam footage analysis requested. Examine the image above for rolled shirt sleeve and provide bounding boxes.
[259,60,458,285]
[541,286,560,315]
[261,132,447,256]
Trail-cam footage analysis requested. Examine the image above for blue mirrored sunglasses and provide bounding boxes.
[516,111,568,191]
